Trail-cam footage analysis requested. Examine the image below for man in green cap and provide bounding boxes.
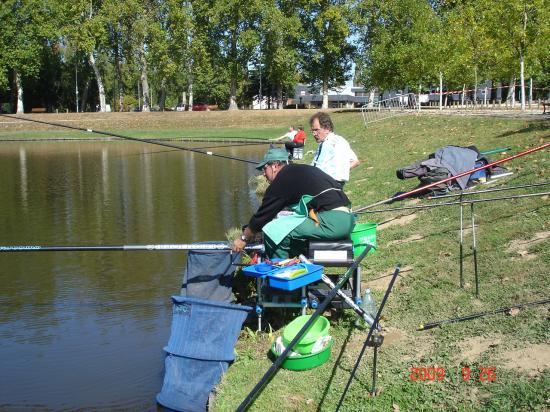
[232,147,355,259]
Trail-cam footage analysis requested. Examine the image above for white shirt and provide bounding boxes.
[311,132,358,182]
[283,130,297,140]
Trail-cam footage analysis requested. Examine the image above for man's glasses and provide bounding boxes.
[310,128,321,132]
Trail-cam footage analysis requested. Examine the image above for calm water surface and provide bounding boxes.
[0,140,263,410]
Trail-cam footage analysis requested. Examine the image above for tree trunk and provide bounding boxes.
[277,83,283,110]
[229,77,238,110]
[439,71,443,111]
[228,28,239,110]
[15,70,24,114]
[140,46,150,112]
[474,66,478,106]
[114,34,123,111]
[322,80,329,109]
[519,52,525,111]
[89,51,106,112]
[81,79,90,112]
[507,77,515,107]
[188,80,193,111]
[158,77,166,111]
[368,89,375,108]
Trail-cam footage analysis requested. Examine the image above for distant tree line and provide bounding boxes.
[0,0,548,113]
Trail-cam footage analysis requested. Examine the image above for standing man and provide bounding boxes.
[310,112,360,188]
[232,147,354,259]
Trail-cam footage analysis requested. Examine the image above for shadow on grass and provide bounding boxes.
[316,322,359,412]
[496,120,550,138]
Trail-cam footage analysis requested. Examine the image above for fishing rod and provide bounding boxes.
[418,298,550,331]
[0,243,263,252]
[427,181,550,200]
[353,141,550,213]
[0,114,258,165]
[361,191,550,214]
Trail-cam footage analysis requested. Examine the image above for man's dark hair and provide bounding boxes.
[267,160,289,167]
[309,112,333,131]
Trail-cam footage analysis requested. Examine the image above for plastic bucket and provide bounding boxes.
[282,315,330,355]
[350,222,377,257]
[272,338,333,371]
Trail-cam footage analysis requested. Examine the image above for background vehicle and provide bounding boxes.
[192,102,209,111]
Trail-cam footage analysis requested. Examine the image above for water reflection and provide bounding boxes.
[0,140,264,410]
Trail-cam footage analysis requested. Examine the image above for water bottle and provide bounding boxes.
[362,288,377,318]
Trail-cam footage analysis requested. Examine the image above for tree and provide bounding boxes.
[199,0,263,110]
[0,0,60,113]
[355,0,445,96]
[258,0,302,109]
[486,0,547,109]
[299,0,355,109]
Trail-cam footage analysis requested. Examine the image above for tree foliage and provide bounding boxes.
[0,0,548,112]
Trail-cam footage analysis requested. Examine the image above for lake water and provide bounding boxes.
[0,140,264,410]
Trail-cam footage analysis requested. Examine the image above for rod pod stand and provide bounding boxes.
[365,333,384,396]
[336,264,401,411]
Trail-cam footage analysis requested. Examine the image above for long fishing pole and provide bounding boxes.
[427,181,550,200]
[418,298,550,331]
[360,191,550,214]
[0,114,258,164]
[0,243,263,252]
[353,141,550,213]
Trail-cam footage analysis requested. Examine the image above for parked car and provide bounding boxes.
[192,102,209,111]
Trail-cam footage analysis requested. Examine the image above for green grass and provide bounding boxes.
[3,111,548,410]
[212,113,549,411]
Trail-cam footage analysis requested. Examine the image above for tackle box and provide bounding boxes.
[268,263,323,291]
[243,262,324,291]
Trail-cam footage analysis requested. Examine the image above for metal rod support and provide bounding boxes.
[427,181,550,200]
[471,203,479,297]
[362,191,550,214]
[459,195,464,288]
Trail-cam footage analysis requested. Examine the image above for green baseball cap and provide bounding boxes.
[256,147,289,170]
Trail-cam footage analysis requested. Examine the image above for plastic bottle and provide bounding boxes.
[362,288,377,318]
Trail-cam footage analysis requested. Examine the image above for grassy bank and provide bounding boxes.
[3,110,548,410]
[214,113,549,411]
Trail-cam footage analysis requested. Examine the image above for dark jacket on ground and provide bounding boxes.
[248,164,350,233]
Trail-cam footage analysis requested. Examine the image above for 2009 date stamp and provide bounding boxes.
[409,366,497,382]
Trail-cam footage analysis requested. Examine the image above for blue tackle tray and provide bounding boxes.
[267,263,324,291]
[242,262,280,278]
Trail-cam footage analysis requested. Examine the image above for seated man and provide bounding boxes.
[284,125,306,157]
[232,147,355,259]
[271,125,297,142]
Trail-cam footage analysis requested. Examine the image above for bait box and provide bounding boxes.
[267,263,323,291]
